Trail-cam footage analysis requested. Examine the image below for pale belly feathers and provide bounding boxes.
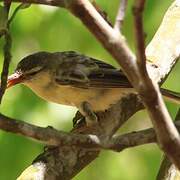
[24,71,133,112]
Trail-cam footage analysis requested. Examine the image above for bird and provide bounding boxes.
[7,51,180,125]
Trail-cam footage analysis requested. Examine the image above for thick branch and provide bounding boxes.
[157,109,180,180]
[133,0,180,169]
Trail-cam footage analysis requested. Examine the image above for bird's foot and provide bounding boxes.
[73,111,85,127]
[79,101,98,126]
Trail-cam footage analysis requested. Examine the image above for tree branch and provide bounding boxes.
[157,109,180,180]
[0,113,157,150]
[114,0,128,31]
[132,0,180,169]
[0,32,12,103]
[0,96,142,149]
[133,0,146,73]
[0,2,12,103]
[2,110,180,152]
[0,0,67,7]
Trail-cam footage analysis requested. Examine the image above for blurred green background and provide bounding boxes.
[0,0,179,179]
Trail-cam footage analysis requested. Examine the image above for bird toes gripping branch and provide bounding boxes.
[72,111,86,127]
[79,101,98,126]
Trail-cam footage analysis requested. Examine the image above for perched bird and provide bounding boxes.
[7,51,180,124]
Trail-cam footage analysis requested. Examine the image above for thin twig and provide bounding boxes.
[0,33,12,103]
[133,0,147,74]
[114,0,128,31]
[8,3,24,26]
[0,2,12,103]
[0,0,66,7]
[92,1,112,27]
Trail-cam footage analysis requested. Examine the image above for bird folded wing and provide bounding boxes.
[55,53,132,89]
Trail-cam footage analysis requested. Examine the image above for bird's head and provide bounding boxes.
[7,52,53,88]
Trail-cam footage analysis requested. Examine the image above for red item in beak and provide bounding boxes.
[7,72,24,88]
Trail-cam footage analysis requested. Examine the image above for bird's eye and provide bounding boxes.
[25,67,43,76]
[27,71,39,76]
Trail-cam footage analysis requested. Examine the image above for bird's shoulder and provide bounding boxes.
[53,51,131,88]
[53,51,117,71]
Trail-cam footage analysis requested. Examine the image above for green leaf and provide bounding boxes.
[8,3,31,26]
[19,3,31,10]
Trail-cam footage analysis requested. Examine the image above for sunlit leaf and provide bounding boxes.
[19,3,31,10]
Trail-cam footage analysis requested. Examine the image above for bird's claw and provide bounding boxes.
[79,101,98,126]
[73,111,86,127]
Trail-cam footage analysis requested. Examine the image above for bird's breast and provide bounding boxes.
[25,82,133,112]
[23,72,133,111]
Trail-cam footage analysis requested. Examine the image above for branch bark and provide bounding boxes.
[133,0,180,169]
[157,109,180,180]
[114,0,128,31]
[2,108,180,152]
[0,3,12,103]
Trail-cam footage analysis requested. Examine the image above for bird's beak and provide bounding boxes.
[7,72,24,88]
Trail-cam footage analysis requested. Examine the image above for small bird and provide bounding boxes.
[7,51,180,124]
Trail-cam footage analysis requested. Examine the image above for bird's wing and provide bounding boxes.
[55,51,132,89]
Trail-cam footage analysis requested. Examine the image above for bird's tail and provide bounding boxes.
[160,88,180,105]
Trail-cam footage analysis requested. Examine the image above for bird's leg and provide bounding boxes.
[72,111,85,127]
[79,101,98,126]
